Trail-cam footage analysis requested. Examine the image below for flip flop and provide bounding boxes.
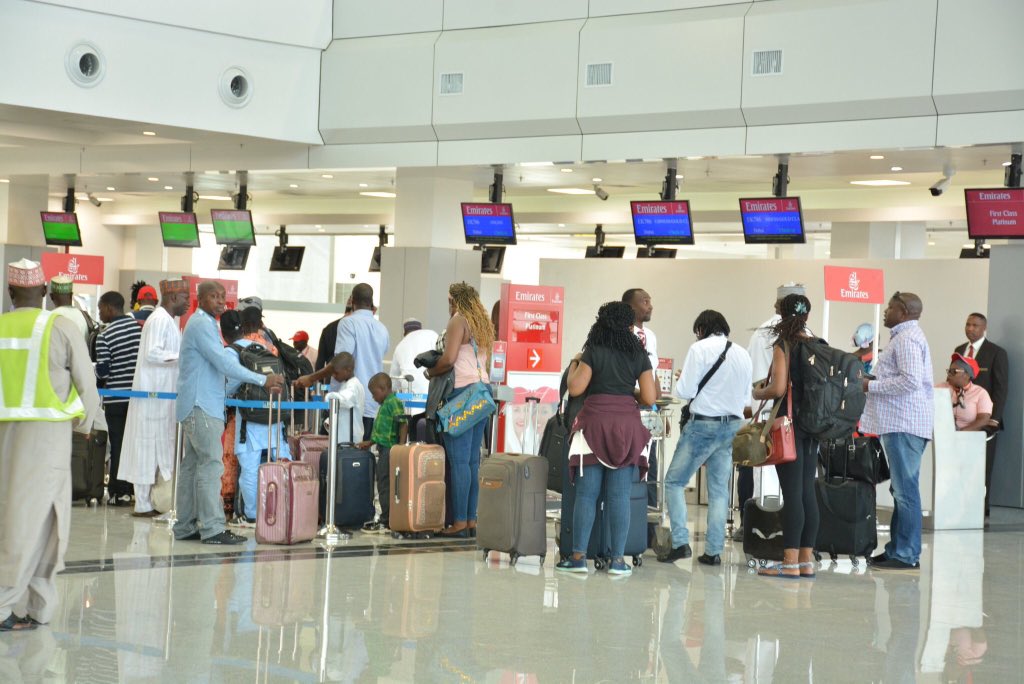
[757,562,801,579]
[799,561,817,578]
[0,614,37,632]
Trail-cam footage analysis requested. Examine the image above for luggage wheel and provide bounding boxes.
[850,556,859,567]
[510,552,520,566]
[759,559,768,568]
[746,556,756,568]
[813,550,822,562]
[539,554,545,567]
[594,558,606,571]
[481,549,489,561]
[632,556,642,568]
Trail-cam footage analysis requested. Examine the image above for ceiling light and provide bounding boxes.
[676,174,684,180]
[519,161,554,167]
[288,183,298,189]
[163,185,173,190]
[360,191,396,198]
[95,197,113,202]
[142,131,156,136]
[147,177,159,182]
[890,166,903,172]
[198,194,232,201]
[560,168,574,173]
[314,224,322,228]
[1003,161,1013,167]
[105,186,115,191]
[928,241,936,246]
[685,156,703,160]
[546,188,595,195]
[849,179,911,186]
[318,227,325,232]
[359,183,368,188]
[591,177,603,183]
[0,179,9,184]
[321,174,334,179]
[869,155,885,160]
[558,223,566,227]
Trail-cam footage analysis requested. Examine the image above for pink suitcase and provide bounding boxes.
[288,433,329,476]
[256,400,320,545]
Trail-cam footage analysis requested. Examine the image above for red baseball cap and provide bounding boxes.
[950,353,980,380]
[291,331,309,342]
[138,285,158,301]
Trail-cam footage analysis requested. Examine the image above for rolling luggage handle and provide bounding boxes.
[166,423,184,526]
[316,391,352,545]
[524,395,540,455]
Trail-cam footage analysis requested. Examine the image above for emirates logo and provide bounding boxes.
[67,257,80,275]
[848,271,860,291]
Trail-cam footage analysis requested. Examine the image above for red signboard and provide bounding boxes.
[965,188,1024,239]
[498,284,564,373]
[40,253,104,285]
[823,266,885,304]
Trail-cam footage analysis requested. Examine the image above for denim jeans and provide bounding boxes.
[173,409,227,540]
[441,387,488,523]
[572,464,637,559]
[664,418,740,556]
[880,432,928,565]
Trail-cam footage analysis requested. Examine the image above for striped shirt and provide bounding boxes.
[860,320,934,440]
[95,315,143,405]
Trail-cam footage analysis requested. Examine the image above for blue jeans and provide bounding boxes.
[572,464,637,559]
[664,418,740,556]
[880,432,928,565]
[173,409,227,540]
[441,388,488,523]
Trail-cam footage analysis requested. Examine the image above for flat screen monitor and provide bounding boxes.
[158,212,200,248]
[368,246,382,273]
[481,246,506,274]
[461,203,517,245]
[584,245,625,258]
[269,246,305,272]
[211,209,256,246]
[630,200,694,245]
[636,247,677,259]
[217,245,250,271]
[965,188,1024,239]
[739,197,805,244]
[40,212,82,247]
[960,246,990,259]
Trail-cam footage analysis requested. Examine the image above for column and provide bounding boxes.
[830,221,926,259]
[0,177,52,311]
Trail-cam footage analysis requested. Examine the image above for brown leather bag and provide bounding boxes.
[733,349,797,468]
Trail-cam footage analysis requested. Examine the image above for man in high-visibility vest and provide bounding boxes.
[0,259,102,632]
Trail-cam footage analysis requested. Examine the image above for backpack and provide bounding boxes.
[265,329,313,385]
[793,338,866,440]
[230,342,289,424]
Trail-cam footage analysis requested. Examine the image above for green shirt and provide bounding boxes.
[371,393,405,449]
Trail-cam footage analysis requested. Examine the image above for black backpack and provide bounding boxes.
[265,329,313,385]
[230,342,289,424]
[793,338,866,440]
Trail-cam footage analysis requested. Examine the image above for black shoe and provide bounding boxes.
[871,558,920,570]
[176,532,201,541]
[697,553,721,566]
[658,544,692,563]
[868,552,888,565]
[201,531,246,545]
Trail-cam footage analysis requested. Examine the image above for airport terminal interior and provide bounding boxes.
[3,0,1024,681]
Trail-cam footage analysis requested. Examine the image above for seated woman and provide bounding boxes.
[943,353,994,432]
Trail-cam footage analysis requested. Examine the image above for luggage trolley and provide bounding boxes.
[645,398,677,562]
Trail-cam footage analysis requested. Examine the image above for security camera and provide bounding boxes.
[87,193,102,207]
[929,177,951,197]
[593,184,609,201]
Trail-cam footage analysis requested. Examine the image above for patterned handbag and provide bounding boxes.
[437,340,495,437]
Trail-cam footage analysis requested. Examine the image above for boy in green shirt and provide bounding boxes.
[359,373,407,532]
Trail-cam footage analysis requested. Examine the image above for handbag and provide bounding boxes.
[819,435,888,484]
[436,339,496,437]
[679,340,733,430]
[733,382,797,468]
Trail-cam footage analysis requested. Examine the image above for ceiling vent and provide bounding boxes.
[439,72,464,96]
[751,49,783,76]
[65,42,106,88]
[585,62,613,87]
[219,66,254,108]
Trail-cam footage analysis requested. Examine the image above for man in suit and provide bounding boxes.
[955,312,1009,518]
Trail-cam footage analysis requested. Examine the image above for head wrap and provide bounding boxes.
[403,318,422,333]
[950,353,979,381]
[159,279,188,296]
[49,275,74,294]
[290,330,309,342]
[852,323,874,349]
[776,282,806,300]
[7,259,44,287]
[220,309,242,338]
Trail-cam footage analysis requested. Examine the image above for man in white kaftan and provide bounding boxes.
[118,280,190,516]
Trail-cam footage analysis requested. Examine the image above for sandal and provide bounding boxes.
[799,561,816,578]
[0,614,37,632]
[757,562,801,579]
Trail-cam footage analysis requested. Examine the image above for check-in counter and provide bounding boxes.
[876,391,986,530]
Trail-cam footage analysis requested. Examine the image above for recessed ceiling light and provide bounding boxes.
[0,179,9,184]
[546,188,595,195]
[519,161,554,167]
[685,156,703,161]
[106,186,115,191]
[359,183,368,188]
[560,168,574,173]
[558,223,566,227]
[321,174,334,179]
[928,241,936,246]
[1003,161,1013,167]
[318,227,325,232]
[890,166,903,172]
[289,183,299,188]
[163,185,173,190]
[314,224,322,228]
[95,197,113,202]
[849,179,911,186]
[676,174,684,180]
[591,177,603,183]
[360,191,396,198]
[198,194,232,201]
[147,177,159,182]
[869,155,885,160]
[142,131,156,136]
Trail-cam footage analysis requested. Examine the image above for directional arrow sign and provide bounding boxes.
[528,348,542,369]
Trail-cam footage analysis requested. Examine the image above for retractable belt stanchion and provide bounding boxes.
[167,423,184,526]
[317,392,351,545]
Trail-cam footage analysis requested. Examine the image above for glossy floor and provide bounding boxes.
[3,505,1022,682]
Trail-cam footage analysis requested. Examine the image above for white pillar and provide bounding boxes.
[830,222,927,259]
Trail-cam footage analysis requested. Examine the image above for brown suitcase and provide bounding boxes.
[389,442,446,535]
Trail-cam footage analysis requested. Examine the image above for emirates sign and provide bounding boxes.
[41,253,105,285]
[823,266,884,304]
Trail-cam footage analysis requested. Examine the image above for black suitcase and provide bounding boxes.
[72,430,107,502]
[742,495,785,567]
[558,467,648,568]
[540,411,568,494]
[815,477,877,560]
[317,408,375,529]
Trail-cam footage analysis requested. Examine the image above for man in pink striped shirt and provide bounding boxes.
[861,292,934,570]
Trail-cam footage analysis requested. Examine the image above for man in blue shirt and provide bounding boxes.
[334,283,389,437]
[173,282,284,545]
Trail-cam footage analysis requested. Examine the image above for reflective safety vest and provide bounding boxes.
[0,309,85,422]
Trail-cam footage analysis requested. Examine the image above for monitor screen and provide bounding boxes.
[584,245,625,258]
[40,212,83,247]
[461,203,517,245]
[739,197,805,244]
[636,247,677,259]
[965,188,1024,239]
[210,209,256,246]
[481,246,506,274]
[269,246,305,272]
[630,201,694,245]
[217,245,250,271]
[158,212,200,248]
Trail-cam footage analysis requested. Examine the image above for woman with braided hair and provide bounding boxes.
[556,301,657,576]
[425,282,494,537]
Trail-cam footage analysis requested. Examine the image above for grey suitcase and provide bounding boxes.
[477,453,547,566]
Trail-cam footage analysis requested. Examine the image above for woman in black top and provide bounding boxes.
[556,301,657,577]
[751,293,819,579]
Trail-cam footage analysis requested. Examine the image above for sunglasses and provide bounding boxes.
[946,367,966,375]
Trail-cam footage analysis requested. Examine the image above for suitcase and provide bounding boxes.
[539,409,568,494]
[72,430,107,502]
[255,400,320,545]
[389,441,446,536]
[318,406,375,529]
[288,388,331,475]
[477,454,547,566]
[815,477,877,561]
[557,466,648,568]
[742,495,785,567]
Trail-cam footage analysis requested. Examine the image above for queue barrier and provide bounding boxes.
[96,389,427,412]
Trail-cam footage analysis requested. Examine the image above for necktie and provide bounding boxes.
[967,344,975,359]
[636,327,647,349]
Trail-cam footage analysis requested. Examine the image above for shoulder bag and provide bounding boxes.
[436,339,496,438]
[733,345,796,467]
[679,340,733,430]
